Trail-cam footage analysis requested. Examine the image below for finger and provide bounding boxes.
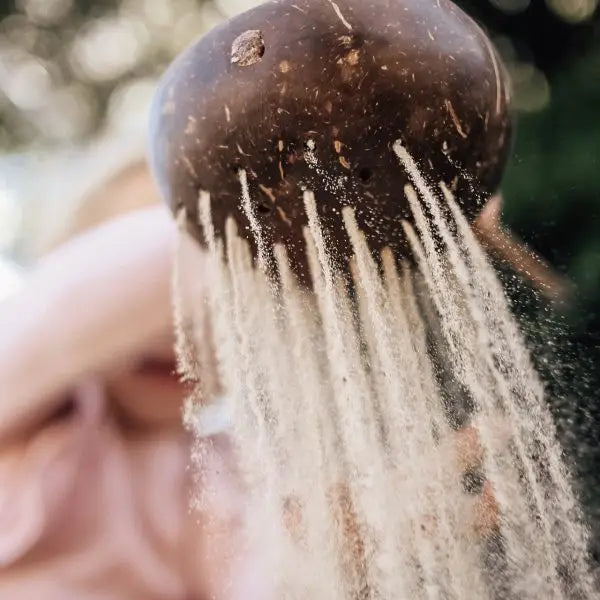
[472,480,501,538]
[474,195,572,303]
[453,426,501,539]
[454,425,483,472]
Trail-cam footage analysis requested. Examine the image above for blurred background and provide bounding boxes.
[0,0,599,558]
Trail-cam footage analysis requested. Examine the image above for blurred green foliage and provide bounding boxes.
[503,46,600,329]
[454,1,600,329]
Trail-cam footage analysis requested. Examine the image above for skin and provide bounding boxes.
[474,195,572,303]
[0,203,263,599]
[0,207,180,440]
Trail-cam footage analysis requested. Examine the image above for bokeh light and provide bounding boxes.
[507,62,552,112]
[16,0,74,27]
[489,0,531,14]
[70,15,150,82]
[0,53,53,111]
[546,0,599,22]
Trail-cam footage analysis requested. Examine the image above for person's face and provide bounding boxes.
[106,332,185,428]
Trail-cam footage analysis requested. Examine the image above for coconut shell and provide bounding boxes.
[149,0,512,272]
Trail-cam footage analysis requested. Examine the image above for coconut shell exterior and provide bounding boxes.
[149,0,512,271]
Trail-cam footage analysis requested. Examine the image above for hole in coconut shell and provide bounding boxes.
[231,30,265,67]
[358,167,373,183]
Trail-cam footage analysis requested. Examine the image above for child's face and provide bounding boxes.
[106,332,185,428]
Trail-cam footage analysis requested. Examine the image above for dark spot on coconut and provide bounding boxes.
[462,468,486,495]
[358,167,373,183]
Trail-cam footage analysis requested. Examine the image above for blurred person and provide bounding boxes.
[0,158,254,600]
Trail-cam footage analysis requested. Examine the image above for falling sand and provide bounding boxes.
[172,142,598,599]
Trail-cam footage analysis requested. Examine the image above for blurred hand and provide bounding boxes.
[474,195,571,303]
[0,205,177,439]
[0,204,260,600]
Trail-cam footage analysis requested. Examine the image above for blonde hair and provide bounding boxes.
[50,159,160,249]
